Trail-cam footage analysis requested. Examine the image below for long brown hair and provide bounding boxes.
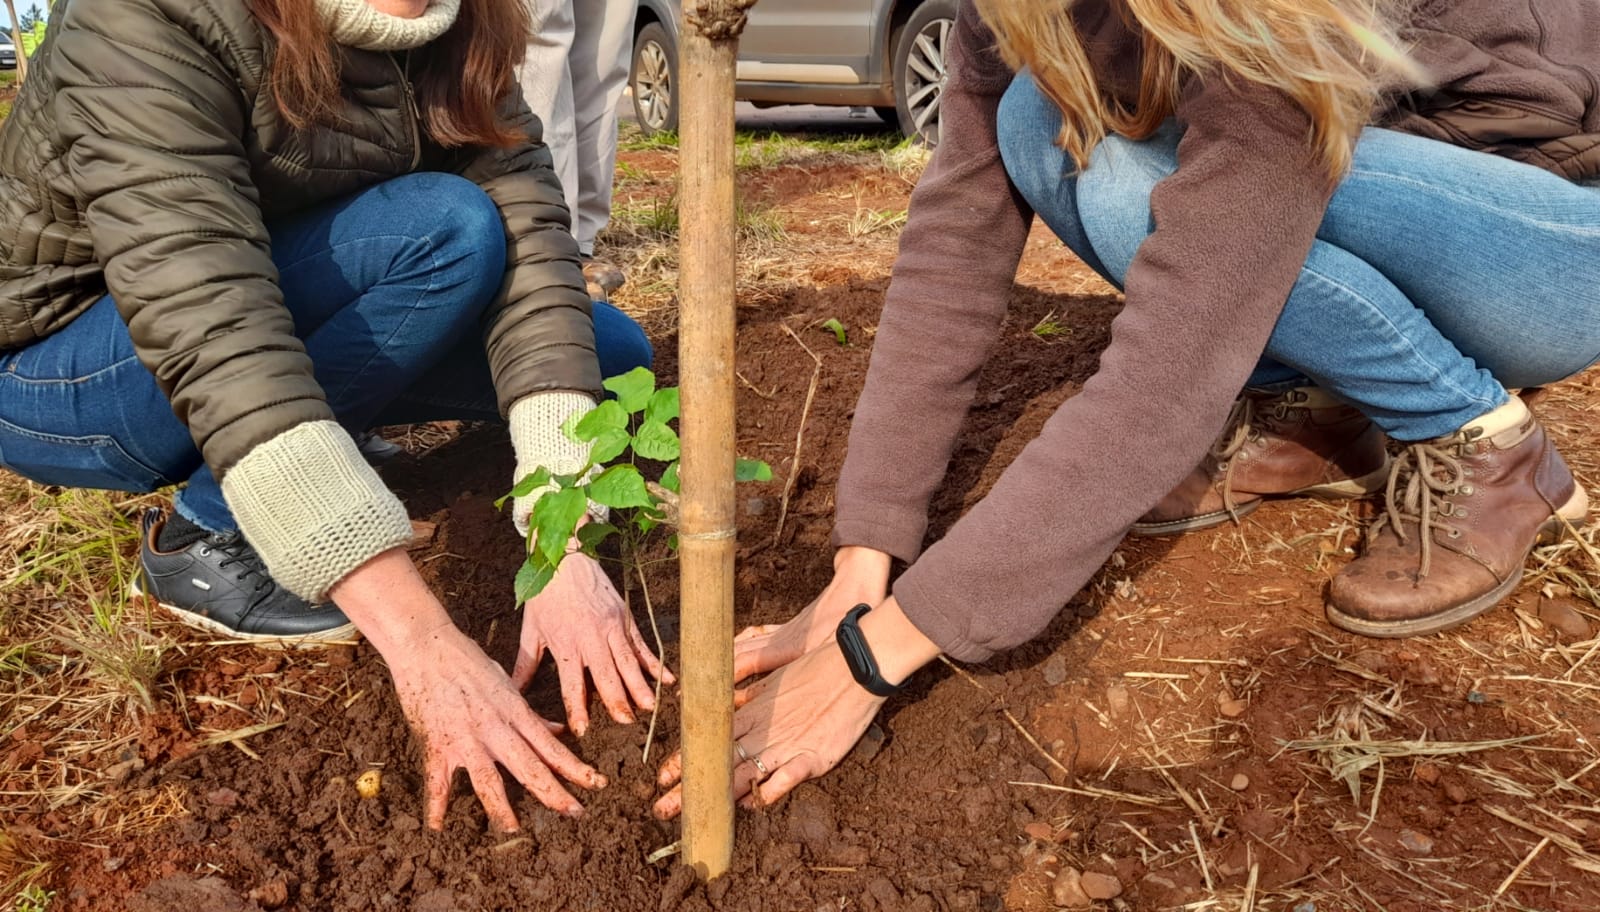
[975,0,1425,179]
[250,0,529,148]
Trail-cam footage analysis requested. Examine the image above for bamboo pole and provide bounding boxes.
[4,0,27,85]
[677,0,754,882]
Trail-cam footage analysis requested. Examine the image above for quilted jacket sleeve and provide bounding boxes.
[51,0,334,476]
[458,90,603,414]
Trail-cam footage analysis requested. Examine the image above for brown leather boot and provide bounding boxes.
[1131,387,1390,536]
[1327,397,1589,638]
[582,258,626,303]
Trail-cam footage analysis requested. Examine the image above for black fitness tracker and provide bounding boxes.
[836,603,905,697]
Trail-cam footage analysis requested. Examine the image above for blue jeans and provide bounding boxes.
[0,173,652,532]
[998,75,1600,441]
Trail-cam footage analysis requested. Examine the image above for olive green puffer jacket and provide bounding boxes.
[0,0,599,480]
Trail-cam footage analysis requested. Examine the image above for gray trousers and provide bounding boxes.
[518,0,636,254]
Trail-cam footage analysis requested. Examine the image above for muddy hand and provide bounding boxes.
[733,546,890,683]
[514,551,673,736]
[388,623,607,831]
[654,639,884,819]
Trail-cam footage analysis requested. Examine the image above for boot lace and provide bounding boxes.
[201,534,274,594]
[1210,391,1307,520]
[1368,431,1480,583]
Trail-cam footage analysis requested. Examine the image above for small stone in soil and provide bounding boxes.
[851,722,887,763]
[1539,597,1594,640]
[1444,781,1470,803]
[1415,763,1441,785]
[1218,697,1247,718]
[1051,868,1091,907]
[1080,872,1123,900]
[247,878,289,910]
[1398,829,1434,855]
[1105,684,1131,718]
[1230,773,1250,791]
[1023,821,1055,842]
[1042,655,1069,686]
[206,787,240,808]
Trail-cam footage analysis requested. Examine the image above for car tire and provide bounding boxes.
[631,21,678,135]
[891,0,956,146]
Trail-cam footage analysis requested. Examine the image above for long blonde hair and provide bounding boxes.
[975,0,1424,179]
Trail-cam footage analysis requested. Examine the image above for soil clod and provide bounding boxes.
[1080,871,1123,901]
[1050,867,1091,907]
[1538,596,1594,639]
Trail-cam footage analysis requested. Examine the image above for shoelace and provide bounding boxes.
[1367,433,1477,583]
[1209,392,1307,520]
[202,534,274,593]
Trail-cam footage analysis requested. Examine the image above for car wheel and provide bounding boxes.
[891,0,955,146]
[631,22,678,135]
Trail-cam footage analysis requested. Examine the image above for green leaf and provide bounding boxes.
[497,466,552,508]
[532,486,589,566]
[589,427,632,464]
[587,464,654,510]
[660,461,680,494]
[575,521,619,555]
[666,533,679,551]
[515,557,557,603]
[635,513,658,535]
[560,409,585,444]
[603,367,656,415]
[735,458,773,483]
[645,387,680,425]
[571,400,628,442]
[821,318,847,346]
[632,420,681,461]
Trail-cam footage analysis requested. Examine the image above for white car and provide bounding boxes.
[0,37,17,70]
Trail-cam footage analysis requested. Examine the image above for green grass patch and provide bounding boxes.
[618,123,679,152]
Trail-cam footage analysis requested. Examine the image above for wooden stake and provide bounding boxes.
[677,0,754,882]
[3,0,28,85]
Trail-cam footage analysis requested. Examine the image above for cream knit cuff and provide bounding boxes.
[509,392,609,539]
[221,421,415,602]
[313,0,462,51]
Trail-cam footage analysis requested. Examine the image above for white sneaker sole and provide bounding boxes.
[129,579,360,650]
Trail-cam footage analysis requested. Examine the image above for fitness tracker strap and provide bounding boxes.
[836,603,905,697]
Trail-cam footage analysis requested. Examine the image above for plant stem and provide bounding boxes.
[630,535,668,764]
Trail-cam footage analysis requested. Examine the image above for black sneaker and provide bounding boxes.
[355,431,405,466]
[133,509,357,646]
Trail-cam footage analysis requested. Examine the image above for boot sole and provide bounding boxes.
[129,579,361,650]
[1326,486,1590,638]
[1129,460,1392,538]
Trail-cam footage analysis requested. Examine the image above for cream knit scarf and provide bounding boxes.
[313,0,462,51]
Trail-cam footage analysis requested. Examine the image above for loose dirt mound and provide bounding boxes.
[9,144,1600,911]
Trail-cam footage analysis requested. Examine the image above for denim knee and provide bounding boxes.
[1074,127,1181,278]
[594,302,654,380]
[382,172,508,318]
[997,74,1070,212]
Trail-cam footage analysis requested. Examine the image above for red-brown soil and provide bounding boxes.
[8,139,1600,911]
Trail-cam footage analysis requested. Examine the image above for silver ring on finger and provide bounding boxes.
[749,752,770,778]
[734,740,752,764]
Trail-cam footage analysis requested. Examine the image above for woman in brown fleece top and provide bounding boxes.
[654,0,1600,817]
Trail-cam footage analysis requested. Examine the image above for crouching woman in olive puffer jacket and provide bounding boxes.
[0,0,669,830]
